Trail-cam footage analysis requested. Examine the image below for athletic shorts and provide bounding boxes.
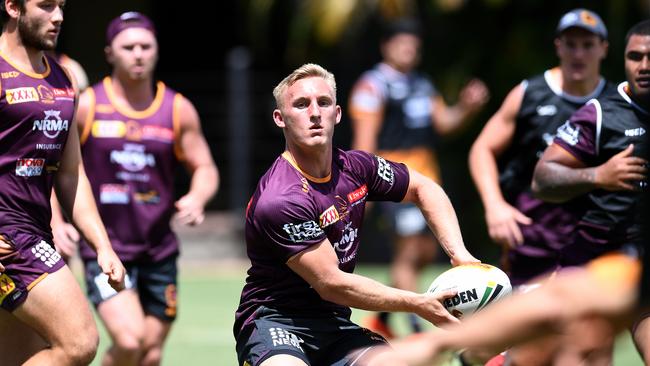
[84,254,178,321]
[0,232,65,312]
[380,202,429,236]
[235,305,387,366]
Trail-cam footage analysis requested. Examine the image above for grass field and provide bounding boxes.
[85,262,644,366]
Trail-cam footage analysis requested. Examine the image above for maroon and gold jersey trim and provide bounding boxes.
[172,93,185,161]
[79,88,96,145]
[281,151,331,183]
[103,77,166,119]
[0,49,51,79]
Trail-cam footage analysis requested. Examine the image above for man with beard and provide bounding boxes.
[0,0,126,365]
[50,11,219,366]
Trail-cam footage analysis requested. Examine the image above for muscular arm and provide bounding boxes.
[468,84,532,246]
[533,143,647,203]
[531,144,595,203]
[402,167,478,265]
[286,239,459,326]
[174,95,219,225]
[432,79,489,136]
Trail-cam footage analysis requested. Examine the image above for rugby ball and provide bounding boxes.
[427,263,511,319]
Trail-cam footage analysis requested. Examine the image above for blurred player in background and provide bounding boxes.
[51,11,219,366]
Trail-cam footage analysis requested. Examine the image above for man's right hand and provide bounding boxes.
[485,200,532,248]
[595,144,647,191]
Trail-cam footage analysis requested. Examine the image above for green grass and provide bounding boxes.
[85,263,643,365]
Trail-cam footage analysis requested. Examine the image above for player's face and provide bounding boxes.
[17,0,65,51]
[556,28,608,84]
[273,76,341,149]
[381,33,421,73]
[625,34,650,106]
[107,28,158,81]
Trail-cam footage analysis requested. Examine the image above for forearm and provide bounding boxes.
[55,170,111,253]
[420,184,466,257]
[532,161,597,203]
[468,143,506,208]
[319,271,423,313]
[187,164,219,205]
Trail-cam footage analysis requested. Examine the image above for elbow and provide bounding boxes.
[312,274,348,305]
[531,177,567,204]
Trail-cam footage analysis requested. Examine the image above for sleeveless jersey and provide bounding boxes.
[499,71,612,261]
[0,52,74,240]
[234,149,409,335]
[349,63,441,181]
[554,82,648,247]
[78,77,183,262]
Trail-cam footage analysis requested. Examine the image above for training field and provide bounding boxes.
[85,263,643,366]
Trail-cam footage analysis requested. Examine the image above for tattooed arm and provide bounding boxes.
[532,144,647,203]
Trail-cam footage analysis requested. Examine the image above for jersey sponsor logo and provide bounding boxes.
[35,143,63,150]
[141,125,174,142]
[37,85,55,104]
[52,87,75,99]
[1,71,20,79]
[0,274,17,305]
[625,127,646,137]
[300,176,310,193]
[31,240,61,268]
[92,120,127,138]
[347,184,368,204]
[33,110,69,138]
[556,121,580,146]
[6,87,39,104]
[332,222,358,254]
[319,205,340,228]
[99,184,130,204]
[134,190,161,204]
[283,220,324,243]
[536,104,557,116]
[376,155,394,186]
[268,327,304,352]
[110,143,156,172]
[15,158,45,176]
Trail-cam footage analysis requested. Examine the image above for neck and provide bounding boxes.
[554,67,601,96]
[109,73,156,110]
[285,144,333,180]
[0,31,47,74]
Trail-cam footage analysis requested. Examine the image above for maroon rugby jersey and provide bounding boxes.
[0,52,75,240]
[78,77,183,262]
[234,149,409,335]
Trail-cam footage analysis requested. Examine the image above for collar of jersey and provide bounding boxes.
[618,81,650,115]
[282,151,331,183]
[0,49,51,79]
[544,68,605,104]
[103,77,166,119]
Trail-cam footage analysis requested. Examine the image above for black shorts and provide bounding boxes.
[83,254,178,322]
[235,306,387,366]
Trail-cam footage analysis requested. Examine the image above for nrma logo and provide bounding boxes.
[33,110,69,138]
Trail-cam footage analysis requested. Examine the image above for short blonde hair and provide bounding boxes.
[272,63,337,108]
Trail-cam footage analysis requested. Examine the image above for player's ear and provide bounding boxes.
[4,0,22,19]
[335,105,342,125]
[273,109,285,128]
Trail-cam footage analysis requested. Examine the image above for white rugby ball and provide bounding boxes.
[427,263,511,319]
